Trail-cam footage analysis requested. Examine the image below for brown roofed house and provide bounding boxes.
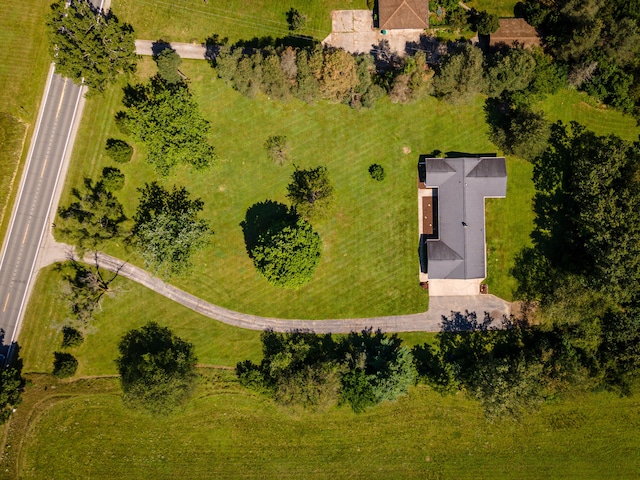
[489,18,541,48]
[378,0,430,30]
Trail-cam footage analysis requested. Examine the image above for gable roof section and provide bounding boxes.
[379,0,430,30]
[489,18,541,48]
[422,156,507,280]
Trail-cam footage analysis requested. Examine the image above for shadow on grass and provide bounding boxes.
[240,200,297,258]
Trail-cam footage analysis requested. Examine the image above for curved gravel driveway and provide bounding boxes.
[83,252,510,334]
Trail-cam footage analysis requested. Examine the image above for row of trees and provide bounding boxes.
[237,329,415,412]
[519,0,640,116]
[510,122,640,395]
[47,0,137,93]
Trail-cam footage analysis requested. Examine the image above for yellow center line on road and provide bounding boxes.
[22,225,29,244]
[3,293,9,312]
[40,156,48,178]
[55,78,68,120]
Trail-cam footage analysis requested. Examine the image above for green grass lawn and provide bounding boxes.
[0,0,54,239]
[464,0,518,17]
[15,372,640,479]
[111,0,366,44]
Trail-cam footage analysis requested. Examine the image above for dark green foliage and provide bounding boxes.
[473,10,500,35]
[0,364,23,424]
[116,322,198,414]
[251,216,322,289]
[368,163,385,181]
[295,47,322,103]
[583,61,635,112]
[154,47,182,85]
[520,0,640,113]
[286,165,334,219]
[100,167,124,191]
[528,47,567,97]
[339,329,416,411]
[132,183,212,276]
[414,313,568,419]
[52,352,78,378]
[104,138,133,163]
[57,177,126,253]
[116,78,215,175]
[47,0,136,93]
[485,47,536,98]
[286,8,308,32]
[61,326,84,348]
[261,50,290,100]
[485,96,551,161]
[447,6,470,30]
[236,329,415,412]
[433,44,485,103]
[511,121,640,393]
[264,135,289,165]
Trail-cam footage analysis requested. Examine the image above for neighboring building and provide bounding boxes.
[489,18,541,48]
[418,156,507,295]
[378,0,430,30]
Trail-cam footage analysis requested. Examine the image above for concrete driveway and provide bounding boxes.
[322,10,425,56]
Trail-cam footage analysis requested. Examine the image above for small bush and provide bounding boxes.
[53,352,78,378]
[368,164,385,181]
[101,166,125,191]
[286,8,307,31]
[105,138,133,163]
[264,135,289,165]
[61,326,84,348]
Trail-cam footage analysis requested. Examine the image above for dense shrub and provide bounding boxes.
[101,167,125,191]
[105,138,133,163]
[53,352,78,378]
[368,164,385,181]
[61,326,84,348]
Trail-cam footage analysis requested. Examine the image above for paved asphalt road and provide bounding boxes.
[0,73,83,354]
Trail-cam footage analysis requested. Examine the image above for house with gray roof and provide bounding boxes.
[418,156,507,295]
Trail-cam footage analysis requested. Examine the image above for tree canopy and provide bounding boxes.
[131,183,212,276]
[251,216,322,289]
[432,44,485,103]
[116,77,215,175]
[116,322,198,414]
[47,0,136,93]
[57,177,127,253]
[286,165,334,219]
[237,329,415,412]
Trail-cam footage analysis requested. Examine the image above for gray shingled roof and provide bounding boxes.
[422,157,507,280]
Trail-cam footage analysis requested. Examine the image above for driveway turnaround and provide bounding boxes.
[85,252,511,334]
[0,70,84,352]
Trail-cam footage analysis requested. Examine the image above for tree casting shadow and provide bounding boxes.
[240,200,298,258]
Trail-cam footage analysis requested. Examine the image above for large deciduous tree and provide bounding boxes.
[116,78,215,175]
[432,44,485,103]
[131,183,212,276]
[116,322,198,414]
[57,177,126,254]
[47,0,136,93]
[286,165,334,219]
[250,216,322,289]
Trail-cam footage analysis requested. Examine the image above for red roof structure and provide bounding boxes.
[489,18,541,48]
[378,0,429,30]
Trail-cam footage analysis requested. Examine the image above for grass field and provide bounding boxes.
[58,57,500,319]
[0,0,53,240]
[111,0,365,44]
[12,372,640,479]
[465,0,518,17]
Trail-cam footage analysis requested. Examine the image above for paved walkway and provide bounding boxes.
[70,252,510,334]
[135,40,208,60]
